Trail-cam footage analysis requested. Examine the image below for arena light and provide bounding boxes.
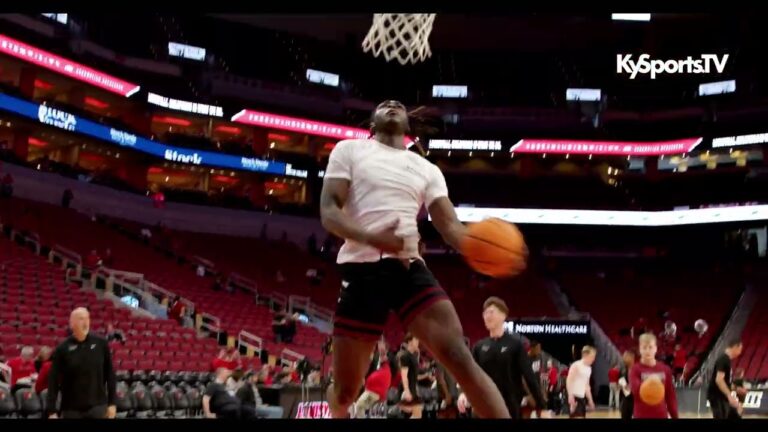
[0,92,287,175]
[612,13,651,21]
[306,69,340,87]
[428,139,502,151]
[566,88,602,102]
[699,79,736,97]
[168,42,206,61]
[232,109,368,141]
[509,138,702,156]
[84,97,109,109]
[0,34,140,97]
[27,137,47,147]
[213,126,241,134]
[444,205,768,227]
[33,79,53,90]
[147,92,223,117]
[152,116,191,127]
[712,132,768,148]
[41,13,68,25]
[432,85,468,98]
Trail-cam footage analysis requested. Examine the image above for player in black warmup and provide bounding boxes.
[457,297,550,419]
[708,338,744,419]
[47,308,116,419]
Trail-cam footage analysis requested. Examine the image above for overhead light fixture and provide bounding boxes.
[611,13,651,21]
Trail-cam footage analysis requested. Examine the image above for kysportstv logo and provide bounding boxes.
[617,54,729,79]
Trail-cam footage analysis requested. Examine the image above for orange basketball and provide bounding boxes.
[460,218,527,278]
[639,377,665,406]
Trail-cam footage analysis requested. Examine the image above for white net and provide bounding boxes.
[361,14,436,65]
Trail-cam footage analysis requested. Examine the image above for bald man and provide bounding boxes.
[47,307,117,419]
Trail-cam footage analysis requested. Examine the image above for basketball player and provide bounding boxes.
[630,333,678,419]
[566,346,596,418]
[47,308,116,419]
[521,340,544,418]
[618,350,636,420]
[397,334,424,419]
[707,338,743,419]
[455,297,549,419]
[321,100,510,419]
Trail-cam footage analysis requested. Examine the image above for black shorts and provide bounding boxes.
[709,397,741,420]
[333,259,449,341]
[569,397,587,418]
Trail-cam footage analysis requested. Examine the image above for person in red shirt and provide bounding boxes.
[7,346,36,391]
[630,333,678,419]
[35,346,53,394]
[211,348,240,371]
[84,250,102,271]
[672,344,687,381]
[608,363,621,410]
[353,340,392,418]
[546,361,559,411]
[169,296,185,325]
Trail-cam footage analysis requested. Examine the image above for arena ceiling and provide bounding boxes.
[210,13,739,54]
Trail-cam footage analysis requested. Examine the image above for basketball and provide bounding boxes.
[460,218,528,278]
[639,377,665,406]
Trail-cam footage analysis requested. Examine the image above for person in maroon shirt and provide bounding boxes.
[672,344,687,381]
[630,333,678,419]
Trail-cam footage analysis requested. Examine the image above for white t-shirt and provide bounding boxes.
[323,139,449,264]
[567,359,592,398]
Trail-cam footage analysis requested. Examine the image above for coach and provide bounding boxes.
[47,307,117,419]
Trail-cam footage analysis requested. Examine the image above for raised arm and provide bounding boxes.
[428,197,467,251]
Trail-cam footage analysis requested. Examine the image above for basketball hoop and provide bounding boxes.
[362,14,436,65]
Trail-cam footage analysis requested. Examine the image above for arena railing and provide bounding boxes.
[289,295,333,334]
[200,313,222,339]
[689,283,755,387]
[190,255,217,276]
[238,330,264,357]
[280,348,305,367]
[48,244,82,278]
[228,272,259,297]
[270,292,288,312]
[11,230,41,255]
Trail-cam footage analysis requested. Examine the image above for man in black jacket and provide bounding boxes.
[236,372,284,418]
[457,297,550,419]
[47,307,116,419]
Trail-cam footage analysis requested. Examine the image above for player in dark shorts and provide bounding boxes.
[320,100,510,419]
[456,297,549,419]
[707,338,744,419]
[397,334,424,419]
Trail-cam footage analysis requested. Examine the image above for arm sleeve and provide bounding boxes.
[424,164,449,207]
[665,367,679,419]
[518,347,546,408]
[46,349,61,415]
[323,141,353,180]
[104,343,117,405]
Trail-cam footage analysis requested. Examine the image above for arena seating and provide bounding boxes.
[0,235,221,374]
[555,259,741,377]
[734,270,768,380]
[1,197,328,362]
